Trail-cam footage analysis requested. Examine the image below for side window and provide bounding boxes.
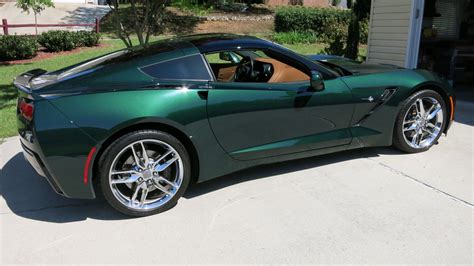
[140,54,212,81]
[204,49,309,83]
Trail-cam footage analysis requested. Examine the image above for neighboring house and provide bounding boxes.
[367,0,474,87]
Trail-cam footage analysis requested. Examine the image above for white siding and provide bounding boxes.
[367,0,413,67]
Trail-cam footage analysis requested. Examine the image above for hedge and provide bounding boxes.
[274,7,368,45]
[274,7,351,39]
[0,35,38,61]
[38,30,101,52]
[74,31,101,47]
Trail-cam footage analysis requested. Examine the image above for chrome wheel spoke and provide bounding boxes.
[111,174,140,184]
[404,123,417,132]
[130,183,143,205]
[139,186,149,207]
[411,131,421,146]
[152,150,173,168]
[139,141,149,166]
[111,170,140,176]
[131,145,145,170]
[422,129,436,137]
[155,156,178,172]
[154,176,178,189]
[427,105,441,120]
[416,99,425,116]
[152,180,173,196]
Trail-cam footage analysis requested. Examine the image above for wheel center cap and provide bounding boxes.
[142,169,153,180]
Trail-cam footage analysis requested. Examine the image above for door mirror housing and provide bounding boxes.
[219,52,240,64]
[310,71,325,91]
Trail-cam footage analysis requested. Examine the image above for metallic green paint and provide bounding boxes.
[15,34,454,199]
[207,79,353,160]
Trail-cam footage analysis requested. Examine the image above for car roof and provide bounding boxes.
[179,33,275,53]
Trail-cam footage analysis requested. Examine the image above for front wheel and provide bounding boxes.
[393,90,447,153]
[98,130,191,217]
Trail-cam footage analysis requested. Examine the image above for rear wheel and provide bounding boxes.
[393,90,446,153]
[98,130,191,216]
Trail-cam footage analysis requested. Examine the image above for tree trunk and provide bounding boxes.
[345,14,359,60]
[34,11,38,36]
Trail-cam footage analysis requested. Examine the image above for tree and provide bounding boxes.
[346,0,353,8]
[345,0,371,60]
[107,0,168,48]
[331,0,341,7]
[16,0,54,36]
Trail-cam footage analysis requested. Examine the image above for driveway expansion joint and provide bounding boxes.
[367,158,473,208]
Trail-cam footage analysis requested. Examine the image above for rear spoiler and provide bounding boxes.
[13,69,47,91]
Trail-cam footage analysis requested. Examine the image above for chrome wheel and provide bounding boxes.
[402,97,444,149]
[108,139,183,211]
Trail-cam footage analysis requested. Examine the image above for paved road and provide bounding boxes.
[0,101,472,264]
[0,3,109,35]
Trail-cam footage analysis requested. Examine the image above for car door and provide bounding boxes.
[206,76,354,161]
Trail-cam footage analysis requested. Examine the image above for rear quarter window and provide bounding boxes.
[140,54,212,81]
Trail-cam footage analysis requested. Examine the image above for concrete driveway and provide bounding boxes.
[0,3,109,35]
[0,101,472,264]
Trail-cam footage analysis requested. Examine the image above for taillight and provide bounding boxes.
[19,98,34,121]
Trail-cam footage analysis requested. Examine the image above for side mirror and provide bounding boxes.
[310,71,324,91]
[219,52,240,64]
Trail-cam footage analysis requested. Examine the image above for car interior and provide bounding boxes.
[204,50,310,83]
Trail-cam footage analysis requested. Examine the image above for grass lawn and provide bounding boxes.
[0,38,365,140]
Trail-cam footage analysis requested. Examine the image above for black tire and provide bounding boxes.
[98,129,191,217]
[393,89,447,153]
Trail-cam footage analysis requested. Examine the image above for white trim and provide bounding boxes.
[405,0,425,69]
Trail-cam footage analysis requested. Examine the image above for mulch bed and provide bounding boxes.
[0,42,110,66]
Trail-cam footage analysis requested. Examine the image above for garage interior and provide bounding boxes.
[418,0,474,91]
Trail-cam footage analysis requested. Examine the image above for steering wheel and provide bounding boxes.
[235,56,255,82]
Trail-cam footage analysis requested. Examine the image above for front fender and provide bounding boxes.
[342,69,452,148]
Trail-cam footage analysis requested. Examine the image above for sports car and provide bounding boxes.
[15,34,455,216]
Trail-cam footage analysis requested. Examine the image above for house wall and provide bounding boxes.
[265,0,329,7]
[367,0,413,67]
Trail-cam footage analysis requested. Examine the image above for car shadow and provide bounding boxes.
[0,153,129,223]
[184,147,401,199]
[0,147,402,223]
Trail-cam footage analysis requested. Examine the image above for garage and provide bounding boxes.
[367,0,473,91]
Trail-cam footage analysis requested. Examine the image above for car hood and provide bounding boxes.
[307,55,404,75]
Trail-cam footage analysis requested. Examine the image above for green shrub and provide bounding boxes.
[359,18,369,44]
[0,35,38,60]
[74,31,101,47]
[274,6,351,40]
[216,2,247,12]
[272,31,317,44]
[171,0,213,16]
[38,30,77,52]
[322,22,348,56]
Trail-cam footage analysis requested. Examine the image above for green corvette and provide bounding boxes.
[15,34,455,216]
